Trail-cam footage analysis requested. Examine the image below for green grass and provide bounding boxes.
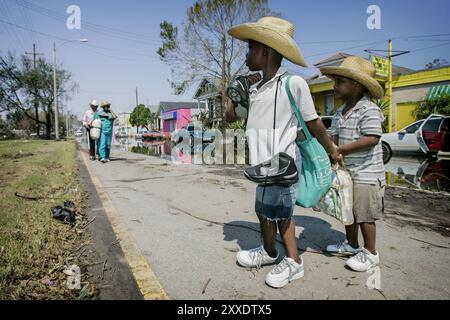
[0,139,88,299]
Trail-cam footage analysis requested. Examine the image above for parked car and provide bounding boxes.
[320,116,334,135]
[381,115,450,163]
[381,120,426,163]
[136,128,149,139]
[74,129,83,137]
[416,114,450,157]
[172,124,215,147]
[142,129,165,140]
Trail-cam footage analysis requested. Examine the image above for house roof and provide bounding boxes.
[159,101,205,113]
[307,52,415,87]
[314,52,353,67]
[193,78,222,99]
[313,52,414,75]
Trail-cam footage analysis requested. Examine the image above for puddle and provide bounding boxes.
[385,156,450,193]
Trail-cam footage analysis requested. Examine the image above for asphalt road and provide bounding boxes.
[79,144,450,300]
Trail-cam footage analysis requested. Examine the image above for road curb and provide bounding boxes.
[80,150,169,300]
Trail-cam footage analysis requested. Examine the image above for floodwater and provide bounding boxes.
[110,136,450,194]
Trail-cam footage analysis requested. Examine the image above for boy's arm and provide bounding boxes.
[306,118,342,162]
[337,135,380,156]
[338,104,383,156]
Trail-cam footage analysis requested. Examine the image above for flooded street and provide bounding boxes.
[106,136,450,195]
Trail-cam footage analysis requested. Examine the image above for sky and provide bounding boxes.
[1,0,450,119]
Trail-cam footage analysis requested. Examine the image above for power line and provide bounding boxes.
[411,41,450,53]
[301,33,450,45]
[0,19,160,62]
[305,40,387,59]
[15,0,35,44]
[8,0,162,45]
[79,89,137,95]
[0,0,27,51]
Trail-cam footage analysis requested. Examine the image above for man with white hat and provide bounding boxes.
[226,17,340,288]
[82,100,99,160]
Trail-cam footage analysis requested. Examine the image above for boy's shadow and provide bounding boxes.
[222,214,345,257]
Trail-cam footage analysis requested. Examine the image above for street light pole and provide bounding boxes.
[52,38,88,140]
[52,42,59,140]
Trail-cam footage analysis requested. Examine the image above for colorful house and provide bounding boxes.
[307,52,450,131]
[157,101,205,135]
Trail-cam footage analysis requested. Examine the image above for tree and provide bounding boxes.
[157,0,273,131]
[426,58,448,69]
[413,94,450,120]
[372,98,389,133]
[129,104,154,130]
[0,52,78,139]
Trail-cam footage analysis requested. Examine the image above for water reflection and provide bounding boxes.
[114,137,450,194]
[385,156,450,193]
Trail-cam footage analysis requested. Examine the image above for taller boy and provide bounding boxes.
[227,17,340,288]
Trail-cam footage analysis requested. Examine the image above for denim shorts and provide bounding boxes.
[254,146,302,221]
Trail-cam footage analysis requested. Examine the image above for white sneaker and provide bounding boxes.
[346,248,380,272]
[326,240,362,256]
[100,158,107,163]
[236,246,277,268]
[265,257,304,288]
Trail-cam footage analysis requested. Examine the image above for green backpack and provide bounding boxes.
[285,76,332,208]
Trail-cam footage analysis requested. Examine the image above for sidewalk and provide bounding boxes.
[79,144,450,300]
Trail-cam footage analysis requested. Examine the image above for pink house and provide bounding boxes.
[159,102,204,134]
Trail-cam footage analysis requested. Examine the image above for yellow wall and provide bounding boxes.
[396,102,418,130]
[312,91,343,115]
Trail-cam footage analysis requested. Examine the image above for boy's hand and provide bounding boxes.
[330,149,343,163]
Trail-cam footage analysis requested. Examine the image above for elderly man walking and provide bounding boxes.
[82,100,99,160]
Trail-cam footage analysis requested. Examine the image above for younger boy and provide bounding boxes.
[321,56,386,271]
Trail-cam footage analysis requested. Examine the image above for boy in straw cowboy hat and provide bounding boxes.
[227,17,341,288]
[321,56,386,272]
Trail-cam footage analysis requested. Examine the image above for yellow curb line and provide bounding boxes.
[80,151,169,300]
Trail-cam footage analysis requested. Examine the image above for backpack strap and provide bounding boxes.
[285,75,313,142]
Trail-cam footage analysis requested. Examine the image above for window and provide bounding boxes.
[404,120,424,134]
[324,94,334,116]
[423,118,443,132]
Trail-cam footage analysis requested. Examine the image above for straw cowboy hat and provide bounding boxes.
[320,56,384,99]
[100,100,111,108]
[89,100,99,107]
[228,17,307,67]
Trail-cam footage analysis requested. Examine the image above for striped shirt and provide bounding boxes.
[329,96,386,185]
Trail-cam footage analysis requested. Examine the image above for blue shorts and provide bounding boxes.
[254,146,302,221]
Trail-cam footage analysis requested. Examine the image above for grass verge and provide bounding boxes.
[0,139,95,299]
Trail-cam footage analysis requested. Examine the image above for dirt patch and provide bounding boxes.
[384,187,450,237]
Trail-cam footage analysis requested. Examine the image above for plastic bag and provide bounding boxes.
[90,119,101,140]
[317,163,354,225]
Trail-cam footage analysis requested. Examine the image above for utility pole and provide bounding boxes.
[365,42,409,133]
[66,109,70,137]
[387,39,393,133]
[220,33,226,131]
[25,44,44,137]
[221,32,227,162]
[136,87,140,134]
[53,42,60,140]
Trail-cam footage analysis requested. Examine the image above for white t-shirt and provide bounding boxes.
[246,67,318,166]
